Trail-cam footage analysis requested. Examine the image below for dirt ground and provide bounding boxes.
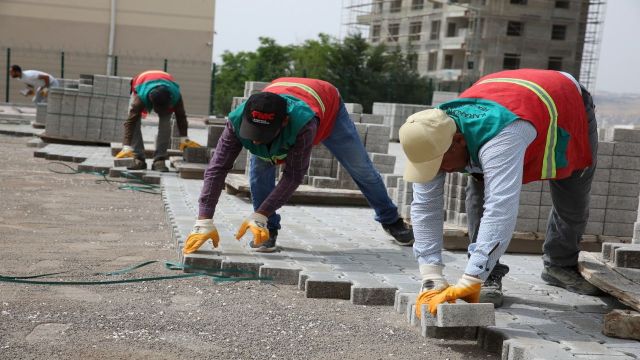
[0,134,499,360]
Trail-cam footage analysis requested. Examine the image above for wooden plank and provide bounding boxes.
[579,251,640,312]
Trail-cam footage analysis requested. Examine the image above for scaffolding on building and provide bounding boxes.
[340,0,375,38]
[579,0,607,93]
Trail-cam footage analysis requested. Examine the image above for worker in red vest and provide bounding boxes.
[115,70,200,171]
[183,77,413,253]
[401,69,600,317]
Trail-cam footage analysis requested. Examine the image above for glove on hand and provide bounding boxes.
[235,213,269,246]
[426,274,482,315]
[115,145,134,159]
[183,219,220,254]
[415,264,451,318]
[179,137,201,151]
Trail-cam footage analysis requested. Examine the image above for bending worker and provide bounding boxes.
[115,70,200,171]
[183,77,414,253]
[399,69,599,316]
[9,65,59,104]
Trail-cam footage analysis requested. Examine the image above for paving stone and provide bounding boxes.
[613,245,640,268]
[435,302,495,327]
[344,272,397,305]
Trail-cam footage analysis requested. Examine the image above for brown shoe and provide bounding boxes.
[126,158,147,170]
[151,159,169,172]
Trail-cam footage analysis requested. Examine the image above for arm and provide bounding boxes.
[198,121,244,219]
[173,97,188,137]
[255,120,317,216]
[122,95,145,146]
[412,172,446,265]
[464,120,536,279]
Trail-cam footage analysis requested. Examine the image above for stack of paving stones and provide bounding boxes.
[161,174,640,358]
[430,91,460,106]
[371,102,431,141]
[33,103,47,128]
[230,81,268,112]
[44,74,131,143]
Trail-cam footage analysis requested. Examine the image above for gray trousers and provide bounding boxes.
[466,87,598,274]
[130,113,172,161]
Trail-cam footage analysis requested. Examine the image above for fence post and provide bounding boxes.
[5,48,10,103]
[163,59,168,72]
[60,51,65,78]
[114,56,118,76]
[209,62,216,115]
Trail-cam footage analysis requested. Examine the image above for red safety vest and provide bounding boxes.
[460,69,592,183]
[131,70,175,92]
[263,77,341,144]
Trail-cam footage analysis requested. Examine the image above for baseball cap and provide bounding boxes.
[399,109,457,183]
[240,92,287,143]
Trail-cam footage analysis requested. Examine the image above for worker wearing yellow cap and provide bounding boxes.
[400,69,600,317]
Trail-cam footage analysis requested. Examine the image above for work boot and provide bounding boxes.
[480,273,504,308]
[127,158,147,170]
[250,229,278,253]
[541,265,601,295]
[382,218,414,246]
[152,159,169,172]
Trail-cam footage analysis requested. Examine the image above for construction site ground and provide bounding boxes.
[0,106,639,358]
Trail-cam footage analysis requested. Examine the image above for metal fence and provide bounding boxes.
[1,46,214,115]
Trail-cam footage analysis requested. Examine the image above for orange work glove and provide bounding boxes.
[183,219,220,254]
[115,145,134,159]
[235,213,269,246]
[179,137,201,151]
[426,274,482,316]
[415,264,450,318]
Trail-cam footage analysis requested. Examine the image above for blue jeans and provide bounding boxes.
[249,101,399,231]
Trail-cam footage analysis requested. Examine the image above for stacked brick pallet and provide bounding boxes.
[44,75,131,143]
[372,102,431,141]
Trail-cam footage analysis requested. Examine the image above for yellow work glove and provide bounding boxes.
[183,219,220,254]
[179,137,201,151]
[235,213,269,246]
[426,274,482,316]
[115,145,134,159]
[415,264,450,318]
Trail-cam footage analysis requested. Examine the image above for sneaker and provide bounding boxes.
[152,159,169,172]
[480,274,504,308]
[249,229,278,253]
[126,158,147,170]
[382,218,414,246]
[541,265,601,295]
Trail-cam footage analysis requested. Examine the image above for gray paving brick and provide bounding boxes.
[613,245,640,268]
[301,272,351,299]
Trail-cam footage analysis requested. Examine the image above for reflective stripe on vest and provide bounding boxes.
[136,70,169,79]
[264,82,326,115]
[477,78,558,179]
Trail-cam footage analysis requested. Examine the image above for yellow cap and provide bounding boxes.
[399,109,456,183]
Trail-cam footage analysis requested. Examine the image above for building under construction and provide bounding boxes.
[343,0,606,91]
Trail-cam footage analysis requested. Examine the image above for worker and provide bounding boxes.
[400,69,600,316]
[9,65,59,104]
[114,70,200,171]
[183,77,414,253]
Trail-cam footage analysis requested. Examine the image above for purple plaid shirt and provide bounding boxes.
[198,119,317,218]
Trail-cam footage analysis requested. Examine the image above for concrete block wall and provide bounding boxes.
[44,74,131,143]
[372,102,431,142]
[243,82,268,97]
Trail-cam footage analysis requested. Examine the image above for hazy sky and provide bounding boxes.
[214,0,640,94]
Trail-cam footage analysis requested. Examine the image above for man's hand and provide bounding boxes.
[183,219,220,254]
[179,137,201,151]
[115,145,134,159]
[426,274,482,315]
[235,213,269,246]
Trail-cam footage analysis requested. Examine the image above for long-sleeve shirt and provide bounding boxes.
[122,94,188,146]
[411,120,537,279]
[198,119,318,218]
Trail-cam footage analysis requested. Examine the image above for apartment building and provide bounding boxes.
[352,0,592,86]
[0,0,215,114]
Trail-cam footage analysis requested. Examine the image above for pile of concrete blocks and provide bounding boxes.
[44,74,130,143]
[243,81,268,97]
[34,103,47,128]
[179,120,248,173]
[372,102,431,141]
